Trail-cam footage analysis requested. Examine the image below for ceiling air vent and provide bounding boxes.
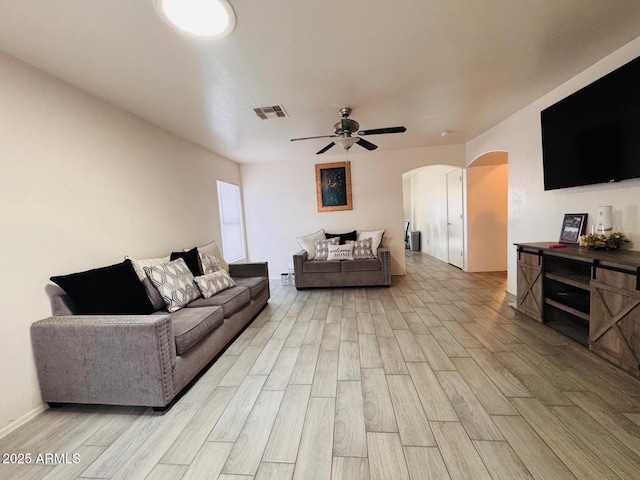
[253,104,287,120]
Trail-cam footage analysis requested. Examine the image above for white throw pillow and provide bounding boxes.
[356,229,385,257]
[144,258,201,313]
[327,243,354,261]
[195,270,237,299]
[314,237,340,261]
[296,229,326,260]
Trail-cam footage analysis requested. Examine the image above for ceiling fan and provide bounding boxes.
[290,107,407,155]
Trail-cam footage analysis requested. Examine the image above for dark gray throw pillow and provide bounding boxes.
[170,247,202,276]
[50,259,155,315]
[325,230,357,244]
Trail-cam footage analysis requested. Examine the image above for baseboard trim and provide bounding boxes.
[0,403,47,440]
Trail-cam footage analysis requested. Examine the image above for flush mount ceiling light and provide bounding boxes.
[156,0,236,38]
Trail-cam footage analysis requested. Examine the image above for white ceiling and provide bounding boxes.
[2,1,640,164]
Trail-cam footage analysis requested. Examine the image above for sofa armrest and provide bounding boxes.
[293,250,308,286]
[378,247,392,285]
[377,247,390,259]
[30,314,177,407]
[293,249,308,262]
[229,262,269,278]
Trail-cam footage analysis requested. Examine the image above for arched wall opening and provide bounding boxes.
[465,151,508,272]
[402,152,508,273]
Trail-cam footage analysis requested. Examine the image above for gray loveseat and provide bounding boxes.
[31,261,269,409]
[293,247,391,288]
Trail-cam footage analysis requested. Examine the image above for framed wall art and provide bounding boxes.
[315,161,352,212]
[559,213,588,244]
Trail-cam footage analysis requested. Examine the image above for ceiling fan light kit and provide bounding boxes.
[334,137,358,150]
[291,107,407,155]
[156,0,236,38]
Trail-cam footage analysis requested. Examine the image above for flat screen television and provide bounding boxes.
[541,55,640,190]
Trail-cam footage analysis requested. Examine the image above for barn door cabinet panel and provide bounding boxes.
[590,267,640,376]
[515,242,640,377]
[516,247,544,322]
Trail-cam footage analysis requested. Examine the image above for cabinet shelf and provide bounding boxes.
[545,271,590,290]
[544,303,589,346]
[544,298,590,321]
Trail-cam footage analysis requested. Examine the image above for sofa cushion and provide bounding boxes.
[50,259,156,315]
[144,258,202,313]
[303,260,341,273]
[296,229,326,260]
[233,276,269,299]
[187,286,251,317]
[340,258,382,272]
[170,248,203,276]
[194,270,236,298]
[326,230,357,244]
[171,306,224,355]
[314,237,340,261]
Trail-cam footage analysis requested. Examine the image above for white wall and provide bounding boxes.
[0,52,241,435]
[241,145,465,277]
[402,176,412,223]
[466,37,640,294]
[465,164,508,272]
[403,165,458,262]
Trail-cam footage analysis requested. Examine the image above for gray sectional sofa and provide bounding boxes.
[31,254,269,409]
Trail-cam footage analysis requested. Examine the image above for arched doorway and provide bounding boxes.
[466,151,508,272]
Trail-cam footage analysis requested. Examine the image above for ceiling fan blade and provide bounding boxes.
[356,137,378,151]
[358,126,407,135]
[291,134,337,142]
[316,142,335,154]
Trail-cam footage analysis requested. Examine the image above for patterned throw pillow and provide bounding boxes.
[356,229,385,258]
[194,270,237,299]
[196,241,229,273]
[126,255,171,310]
[314,237,340,260]
[346,238,375,259]
[200,252,223,274]
[327,243,354,261]
[144,258,201,313]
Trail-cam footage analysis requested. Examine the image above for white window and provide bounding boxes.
[216,180,245,262]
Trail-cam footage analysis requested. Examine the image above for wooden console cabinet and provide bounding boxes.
[516,242,640,376]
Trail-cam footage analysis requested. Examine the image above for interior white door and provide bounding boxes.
[446,169,464,269]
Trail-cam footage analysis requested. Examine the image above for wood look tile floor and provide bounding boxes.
[4,252,640,479]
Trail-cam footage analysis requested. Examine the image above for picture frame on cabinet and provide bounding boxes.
[559,213,588,244]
